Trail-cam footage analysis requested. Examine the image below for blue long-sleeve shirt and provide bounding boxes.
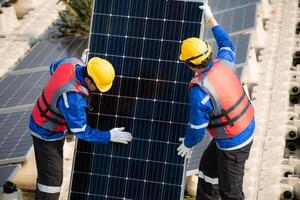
[29,58,110,143]
[184,25,255,150]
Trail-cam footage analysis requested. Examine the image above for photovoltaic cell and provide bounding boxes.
[13,37,88,71]
[0,110,32,165]
[0,71,49,109]
[70,0,203,199]
[0,164,20,186]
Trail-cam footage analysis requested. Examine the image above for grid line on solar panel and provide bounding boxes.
[92,13,202,24]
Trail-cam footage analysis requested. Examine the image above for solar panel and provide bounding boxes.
[13,37,88,71]
[0,110,32,165]
[204,4,257,39]
[0,164,20,186]
[0,71,49,109]
[186,133,211,176]
[209,0,260,13]
[70,0,203,199]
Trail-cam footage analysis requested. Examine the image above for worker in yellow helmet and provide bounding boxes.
[177,4,255,200]
[29,56,133,200]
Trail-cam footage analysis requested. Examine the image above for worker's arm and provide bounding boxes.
[200,4,236,63]
[177,86,213,157]
[57,92,133,144]
[184,86,212,148]
[57,92,111,143]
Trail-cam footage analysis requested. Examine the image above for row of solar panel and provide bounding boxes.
[0,38,88,185]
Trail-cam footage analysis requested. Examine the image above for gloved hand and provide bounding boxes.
[177,138,192,158]
[199,4,214,20]
[109,127,133,144]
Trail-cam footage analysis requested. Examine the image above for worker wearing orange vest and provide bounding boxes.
[29,57,133,200]
[177,4,255,200]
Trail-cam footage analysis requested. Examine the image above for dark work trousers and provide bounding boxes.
[196,139,252,200]
[32,135,65,200]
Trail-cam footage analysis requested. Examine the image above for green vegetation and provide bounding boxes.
[57,0,92,36]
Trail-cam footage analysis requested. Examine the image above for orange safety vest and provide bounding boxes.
[32,58,89,133]
[189,58,255,139]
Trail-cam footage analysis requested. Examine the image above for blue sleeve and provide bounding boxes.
[184,86,213,148]
[57,92,110,143]
[212,25,236,63]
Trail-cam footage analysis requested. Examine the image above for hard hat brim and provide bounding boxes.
[98,83,113,93]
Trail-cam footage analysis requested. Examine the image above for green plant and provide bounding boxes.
[57,0,92,36]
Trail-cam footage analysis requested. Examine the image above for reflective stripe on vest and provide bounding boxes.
[189,59,254,139]
[32,58,89,133]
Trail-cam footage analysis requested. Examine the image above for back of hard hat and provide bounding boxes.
[179,37,212,64]
[87,57,115,93]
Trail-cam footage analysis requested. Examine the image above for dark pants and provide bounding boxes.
[196,140,252,200]
[32,135,65,200]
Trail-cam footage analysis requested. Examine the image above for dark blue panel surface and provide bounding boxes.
[71,0,203,199]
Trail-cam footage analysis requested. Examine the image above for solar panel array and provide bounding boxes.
[70,0,203,199]
[13,37,88,71]
[0,37,88,166]
[0,164,20,186]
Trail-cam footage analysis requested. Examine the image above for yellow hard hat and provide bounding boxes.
[179,37,212,64]
[87,57,115,93]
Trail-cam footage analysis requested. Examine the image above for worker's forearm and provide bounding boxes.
[211,25,235,51]
[207,17,218,29]
[74,126,110,143]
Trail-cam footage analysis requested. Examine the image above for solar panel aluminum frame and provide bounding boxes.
[0,147,33,166]
[69,0,205,199]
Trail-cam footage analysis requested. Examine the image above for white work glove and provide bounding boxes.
[177,138,192,158]
[109,127,133,144]
[199,4,214,20]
